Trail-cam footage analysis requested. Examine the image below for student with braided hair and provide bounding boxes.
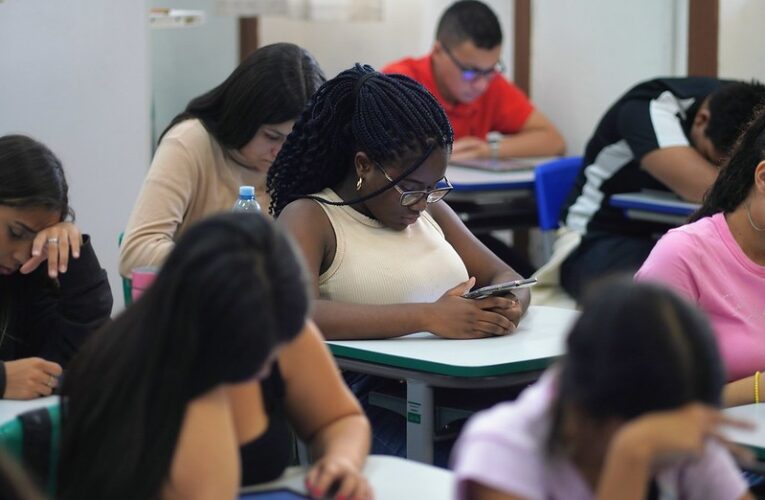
[268,64,530,456]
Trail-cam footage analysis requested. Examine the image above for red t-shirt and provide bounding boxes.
[382,54,534,140]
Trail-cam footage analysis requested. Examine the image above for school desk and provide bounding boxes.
[0,396,59,426]
[240,455,453,500]
[446,164,537,233]
[610,191,699,225]
[724,404,765,460]
[327,306,579,463]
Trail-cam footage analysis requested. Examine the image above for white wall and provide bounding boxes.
[258,0,513,80]
[531,0,684,155]
[719,0,765,82]
[0,0,151,312]
[151,0,238,144]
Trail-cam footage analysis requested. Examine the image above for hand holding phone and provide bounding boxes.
[463,278,537,300]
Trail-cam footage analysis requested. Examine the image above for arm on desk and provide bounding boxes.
[450,110,565,162]
[641,146,718,203]
[430,202,529,325]
[277,199,519,340]
[280,322,372,500]
[723,375,763,408]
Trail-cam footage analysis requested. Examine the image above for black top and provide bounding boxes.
[560,77,728,238]
[0,235,113,395]
[239,362,295,485]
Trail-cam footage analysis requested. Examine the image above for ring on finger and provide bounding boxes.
[47,237,59,245]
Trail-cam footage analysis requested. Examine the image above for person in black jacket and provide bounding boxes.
[0,134,112,399]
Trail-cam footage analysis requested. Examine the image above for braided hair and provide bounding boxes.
[691,106,765,222]
[267,64,454,216]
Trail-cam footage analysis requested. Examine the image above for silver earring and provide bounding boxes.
[746,202,765,232]
[356,177,363,191]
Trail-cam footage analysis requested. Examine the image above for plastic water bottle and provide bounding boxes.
[232,185,261,213]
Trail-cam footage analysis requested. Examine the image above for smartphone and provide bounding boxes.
[463,278,537,300]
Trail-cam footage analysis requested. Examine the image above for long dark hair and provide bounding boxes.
[59,213,310,500]
[692,106,765,222]
[267,64,454,216]
[548,279,724,452]
[0,135,70,221]
[0,135,71,350]
[160,43,325,149]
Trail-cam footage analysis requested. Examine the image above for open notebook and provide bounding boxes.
[450,156,558,172]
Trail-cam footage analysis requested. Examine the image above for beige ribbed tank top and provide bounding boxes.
[315,188,469,305]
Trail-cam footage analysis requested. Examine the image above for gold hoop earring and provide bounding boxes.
[356,177,363,191]
[746,202,765,232]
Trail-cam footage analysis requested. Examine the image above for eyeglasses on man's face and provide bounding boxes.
[442,44,505,83]
[375,163,453,207]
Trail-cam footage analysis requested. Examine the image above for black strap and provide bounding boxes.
[19,408,52,487]
[295,143,436,208]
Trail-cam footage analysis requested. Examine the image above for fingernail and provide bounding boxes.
[32,250,40,256]
[60,266,66,273]
[73,252,80,258]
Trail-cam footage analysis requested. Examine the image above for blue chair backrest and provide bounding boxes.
[534,157,584,231]
[0,403,61,496]
[117,232,132,306]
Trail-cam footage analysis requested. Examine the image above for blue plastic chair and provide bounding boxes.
[534,157,584,258]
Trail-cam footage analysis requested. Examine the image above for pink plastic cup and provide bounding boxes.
[131,266,159,302]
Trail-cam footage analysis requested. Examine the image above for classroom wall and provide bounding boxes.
[0,0,151,312]
[719,0,765,82]
[258,0,513,80]
[531,0,686,155]
[151,0,238,145]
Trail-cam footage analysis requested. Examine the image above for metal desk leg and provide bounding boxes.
[406,379,434,463]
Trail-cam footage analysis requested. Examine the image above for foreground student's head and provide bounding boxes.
[163,42,326,172]
[693,106,765,228]
[268,64,454,229]
[550,280,723,449]
[0,135,69,276]
[430,0,504,104]
[690,81,765,164]
[60,212,310,499]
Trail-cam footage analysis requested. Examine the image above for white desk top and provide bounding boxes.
[241,455,453,499]
[328,306,578,377]
[723,404,765,458]
[447,165,535,191]
[0,396,59,426]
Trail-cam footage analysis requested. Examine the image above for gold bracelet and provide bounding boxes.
[756,371,761,404]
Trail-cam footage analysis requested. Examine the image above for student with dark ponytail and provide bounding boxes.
[269,64,530,456]
[0,134,112,400]
[60,213,371,500]
[637,107,765,407]
[453,280,752,500]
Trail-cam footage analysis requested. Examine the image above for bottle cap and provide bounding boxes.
[239,185,255,198]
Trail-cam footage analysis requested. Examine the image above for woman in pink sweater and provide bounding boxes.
[636,107,765,407]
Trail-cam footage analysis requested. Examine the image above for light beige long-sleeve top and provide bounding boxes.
[119,119,270,277]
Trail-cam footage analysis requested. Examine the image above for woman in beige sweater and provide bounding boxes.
[119,42,325,277]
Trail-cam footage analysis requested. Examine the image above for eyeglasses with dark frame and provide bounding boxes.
[374,163,453,207]
[442,44,505,82]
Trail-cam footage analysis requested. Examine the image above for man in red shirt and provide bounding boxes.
[383,0,564,161]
